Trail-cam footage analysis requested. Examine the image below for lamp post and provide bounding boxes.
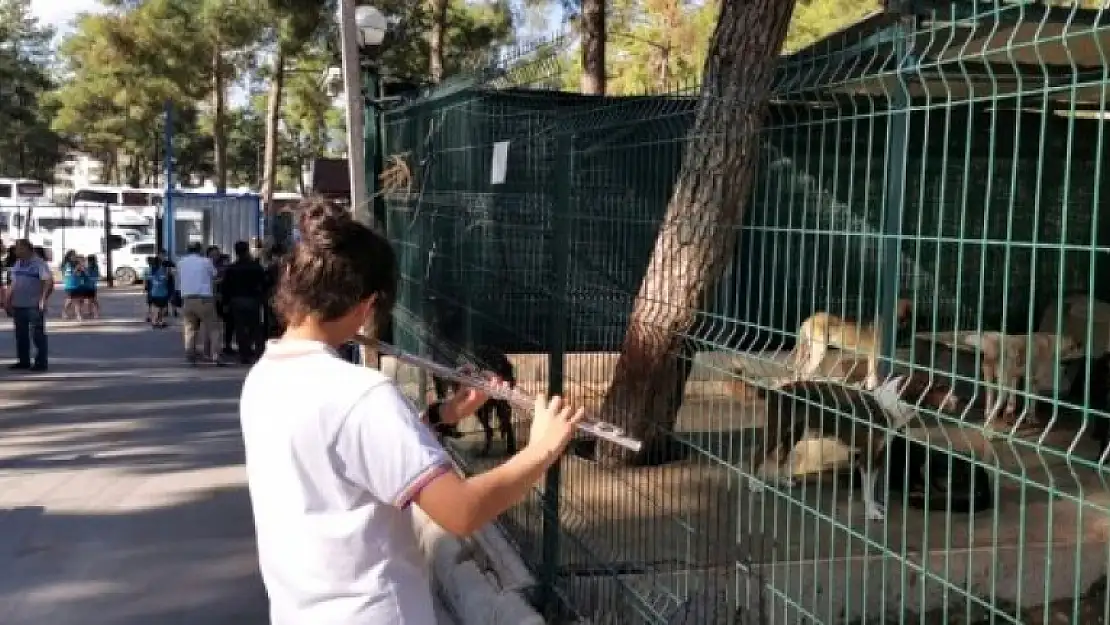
[338,1,388,367]
[337,1,386,226]
[355,5,388,231]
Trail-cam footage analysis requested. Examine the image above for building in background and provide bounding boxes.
[54,152,106,191]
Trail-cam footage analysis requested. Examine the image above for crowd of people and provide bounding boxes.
[0,236,286,372]
[153,239,284,366]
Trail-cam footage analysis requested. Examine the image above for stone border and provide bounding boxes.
[411,472,546,625]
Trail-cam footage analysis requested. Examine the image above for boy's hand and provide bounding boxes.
[527,395,586,459]
[442,366,508,424]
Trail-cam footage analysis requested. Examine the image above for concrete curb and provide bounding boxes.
[412,491,546,625]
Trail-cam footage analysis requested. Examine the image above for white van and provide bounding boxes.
[111,239,159,285]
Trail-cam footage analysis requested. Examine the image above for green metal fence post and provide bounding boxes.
[410,103,431,399]
[539,132,572,618]
[879,8,913,379]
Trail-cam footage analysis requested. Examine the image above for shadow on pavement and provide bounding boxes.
[0,290,269,624]
[0,486,268,625]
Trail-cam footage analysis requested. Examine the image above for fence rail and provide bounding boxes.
[381,3,1110,623]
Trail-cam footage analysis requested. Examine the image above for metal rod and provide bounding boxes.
[352,335,644,452]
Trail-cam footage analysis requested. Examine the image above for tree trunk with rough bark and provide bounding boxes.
[579,0,606,95]
[212,47,228,193]
[591,0,797,465]
[429,0,449,83]
[262,48,286,213]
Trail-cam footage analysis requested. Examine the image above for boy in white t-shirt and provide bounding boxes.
[239,199,584,625]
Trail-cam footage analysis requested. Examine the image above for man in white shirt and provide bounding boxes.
[175,242,224,365]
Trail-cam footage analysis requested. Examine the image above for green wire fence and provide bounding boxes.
[380,2,1110,623]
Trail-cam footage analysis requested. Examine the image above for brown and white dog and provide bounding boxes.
[750,373,963,521]
[962,331,1082,427]
[793,299,913,391]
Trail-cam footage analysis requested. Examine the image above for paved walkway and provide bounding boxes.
[0,289,458,625]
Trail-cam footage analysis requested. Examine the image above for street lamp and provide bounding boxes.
[338,1,390,366]
[337,2,389,227]
[354,5,387,48]
[355,5,388,232]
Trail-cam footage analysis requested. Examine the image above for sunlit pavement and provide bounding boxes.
[0,288,458,625]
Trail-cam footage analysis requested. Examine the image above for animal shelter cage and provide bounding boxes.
[380,2,1110,623]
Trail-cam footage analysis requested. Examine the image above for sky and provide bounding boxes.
[29,0,106,38]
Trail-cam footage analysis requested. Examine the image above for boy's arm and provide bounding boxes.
[415,446,557,536]
[336,385,568,537]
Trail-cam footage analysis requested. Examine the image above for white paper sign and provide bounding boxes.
[491,140,510,185]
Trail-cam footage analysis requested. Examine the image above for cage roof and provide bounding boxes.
[778,2,1110,108]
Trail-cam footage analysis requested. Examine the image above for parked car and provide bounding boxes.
[110,239,158,285]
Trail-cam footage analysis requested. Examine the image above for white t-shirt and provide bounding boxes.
[239,339,451,625]
[176,253,216,297]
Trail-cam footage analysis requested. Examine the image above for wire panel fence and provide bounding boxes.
[382,3,1110,624]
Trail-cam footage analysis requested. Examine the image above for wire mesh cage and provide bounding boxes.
[380,4,1110,624]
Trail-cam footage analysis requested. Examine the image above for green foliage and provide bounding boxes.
[783,0,878,54]
[53,0,268,187]
[39,0,889,189]
[550,0,880,93]
[50,0,512,190]
[0,0,64,180]
[224,104,265,188]
[554,0,716,95]
[350,0,513,82]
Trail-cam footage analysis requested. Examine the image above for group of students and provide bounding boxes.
[59,251,101,321]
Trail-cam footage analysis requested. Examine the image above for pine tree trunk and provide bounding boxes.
[593,0,797,465]
[579,0,606,95]
[212,47,228,194]
[429,0,449,83]
[262,48,286,213]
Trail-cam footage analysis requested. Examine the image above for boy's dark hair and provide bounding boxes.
[274,197,397,326]
[234,240,250,258]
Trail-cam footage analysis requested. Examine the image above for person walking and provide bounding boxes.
[176,242,225,365]
[80,254,100,319]
[5,239,53,371]
[60,250,82,320]
[211,248,236,357]
[220,240,267,364]
[144,256,172,328]
[260,241,286,339]
[157,249,180,318]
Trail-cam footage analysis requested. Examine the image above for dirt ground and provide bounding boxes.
[391,351,1110,624]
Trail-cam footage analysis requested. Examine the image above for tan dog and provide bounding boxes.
[750,374,962,521]
[963,331,1082,427]
[793,299,913,391]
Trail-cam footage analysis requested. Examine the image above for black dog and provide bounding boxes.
[1080,353,1110,461]
[433,345,518,456]
[867,433,994,513]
